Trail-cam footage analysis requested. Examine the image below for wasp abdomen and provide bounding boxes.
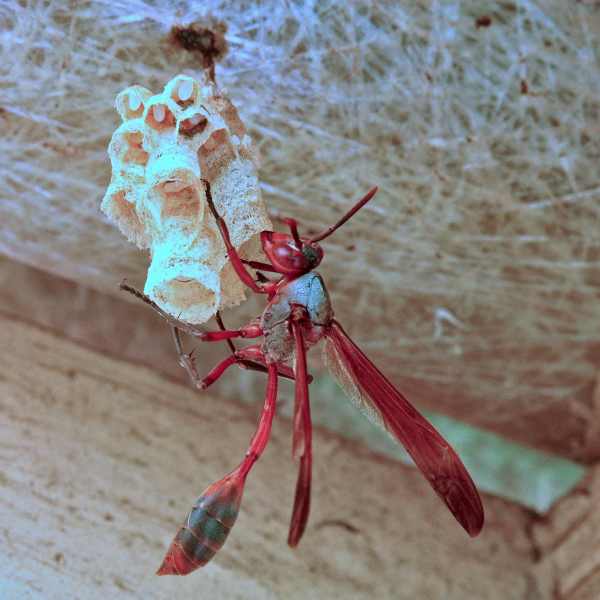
[157,472,244,575]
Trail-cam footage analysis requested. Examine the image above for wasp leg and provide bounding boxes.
[120,281,206,336]
[172,326,238,390]
[202,179,274,294]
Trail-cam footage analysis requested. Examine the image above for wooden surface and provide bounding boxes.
[2,254,599,469]
[0,254,263,413]
[533,465,600,600]
[0,312,542,599]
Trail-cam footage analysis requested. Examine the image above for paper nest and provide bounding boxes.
[101,74,272,323]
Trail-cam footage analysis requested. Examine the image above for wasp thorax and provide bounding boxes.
[302,243,323,267]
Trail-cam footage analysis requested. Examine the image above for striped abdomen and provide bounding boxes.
[157,471,244,575]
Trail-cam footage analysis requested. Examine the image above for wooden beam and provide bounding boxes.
[532,464,600,599]
[0,313,538,598]
[2,255,598,464]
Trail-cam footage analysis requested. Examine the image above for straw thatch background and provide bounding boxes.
[2,0,600,460]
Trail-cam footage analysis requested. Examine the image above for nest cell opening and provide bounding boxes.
[145,102,176,132]
[179,113,209,138]
[168,76,198,109]
[123,92,145,120]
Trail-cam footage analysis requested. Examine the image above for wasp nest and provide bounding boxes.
[101,74,271,323]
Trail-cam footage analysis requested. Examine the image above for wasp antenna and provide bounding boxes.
[309,186,378,243]
[282,218,303,248]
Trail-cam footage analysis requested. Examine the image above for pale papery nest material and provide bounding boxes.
[2,0,600,460]
[101,74,271,323]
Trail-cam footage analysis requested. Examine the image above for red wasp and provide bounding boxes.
[122,182,484,576]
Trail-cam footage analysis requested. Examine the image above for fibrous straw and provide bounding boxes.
[2,0,600,457]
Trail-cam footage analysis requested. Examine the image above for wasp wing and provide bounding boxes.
[323,320,484,537]
[287,321,312,548]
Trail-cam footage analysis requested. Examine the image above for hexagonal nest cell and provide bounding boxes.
[101,73,271,324]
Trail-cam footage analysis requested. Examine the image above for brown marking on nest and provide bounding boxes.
[212,96,246,138]
[197,128,236,181]
[475,15,492,28]
[168,20,228,83]
[179,114,208,138]
[104,188,148,248]
[123,132,148,165]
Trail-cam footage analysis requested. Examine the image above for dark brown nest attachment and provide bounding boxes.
[168,19,228,82]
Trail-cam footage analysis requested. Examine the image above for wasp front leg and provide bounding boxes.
[171,326,236,390]
[202,179,277,295]
[171,326,262,390]
[171,320,307,391]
